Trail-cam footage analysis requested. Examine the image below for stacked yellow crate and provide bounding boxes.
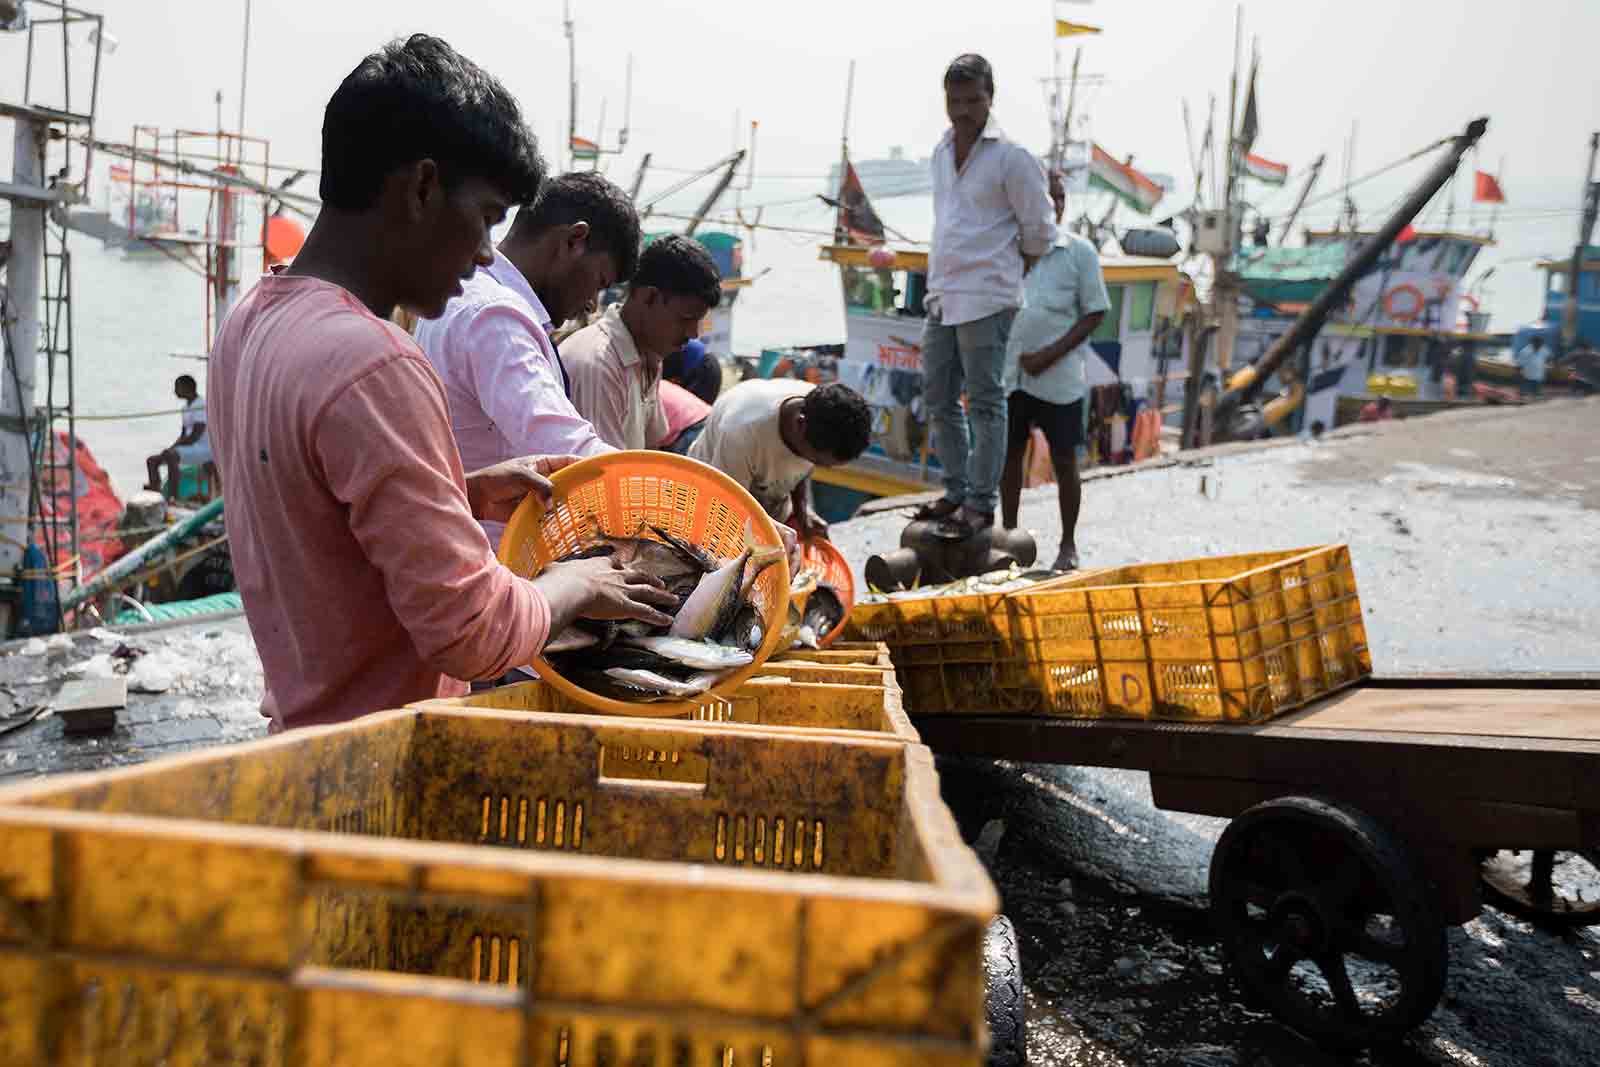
[0,644,1003,1066]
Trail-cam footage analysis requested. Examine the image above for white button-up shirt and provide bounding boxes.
[928,118,1057,326]
[1005,234,1112,406]
[415,249,613,546]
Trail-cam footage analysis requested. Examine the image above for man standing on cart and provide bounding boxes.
[917,53,1056,541]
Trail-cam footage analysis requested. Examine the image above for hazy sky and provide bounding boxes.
[4,0,1598,320]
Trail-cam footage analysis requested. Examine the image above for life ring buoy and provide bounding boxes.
[1383,283,1426,323]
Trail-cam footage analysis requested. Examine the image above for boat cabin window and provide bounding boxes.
[1094,285,1125,341]
[1548,272,1567,295]
[840,265,924,317]
[1127,282,1156,333]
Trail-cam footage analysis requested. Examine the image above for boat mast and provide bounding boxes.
[1560,131,1599,351]
[237,0,251,137]
[835,58,856,243]
[564,0,577,171]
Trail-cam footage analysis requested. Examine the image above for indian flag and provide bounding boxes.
[1088,143,1163,214]
[570,136,600,161]
[1242,153,1288,186]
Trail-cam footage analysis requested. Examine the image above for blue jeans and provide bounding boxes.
[922,307,1015,514]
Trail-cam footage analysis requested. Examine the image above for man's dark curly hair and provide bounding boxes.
[632,235,721,308]
[801,383,873,462]
[510,172,642,281]
[319,34,545,211]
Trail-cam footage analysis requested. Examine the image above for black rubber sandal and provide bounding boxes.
[933,510,995,541]
[912,497,964,521]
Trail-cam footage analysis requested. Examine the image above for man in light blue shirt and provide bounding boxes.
[1515,334,1548,398]
[1000,173,1110,572]
[916,53,1057,540]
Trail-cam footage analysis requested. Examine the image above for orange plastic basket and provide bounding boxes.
[799,536,856,648]
[498,451,791,717]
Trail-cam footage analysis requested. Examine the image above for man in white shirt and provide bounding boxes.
[918,53,1057,540]
[689,379,872,540]
[415,172,637,543]
[1001,172,1110,572]
[145,374,211,502]
[562,235,721,452]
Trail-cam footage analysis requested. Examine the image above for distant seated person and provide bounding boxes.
[664,337,722,405]
[689,379,872,541]
[145,374,212,501]
[656,379,711,456]
[1358,396,1394,423]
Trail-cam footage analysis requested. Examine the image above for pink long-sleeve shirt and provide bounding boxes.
[208,272,551,730]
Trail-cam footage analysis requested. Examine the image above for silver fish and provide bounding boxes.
[670,548,752,639]
[726,603,764,653]
[544,628,600,654]
[603,668,717,698]
[801,584,846,638]
[619,635,754,670]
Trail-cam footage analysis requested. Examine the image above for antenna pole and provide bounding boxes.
[618,53,632,151]
[1278,153,1325,245]
[237,0,252,136]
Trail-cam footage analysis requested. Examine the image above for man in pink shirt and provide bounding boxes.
[416,172,641,544]
[562,235,722,450]
[208,35,675,730]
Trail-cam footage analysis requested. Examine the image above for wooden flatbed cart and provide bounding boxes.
[912,674,1600,1051]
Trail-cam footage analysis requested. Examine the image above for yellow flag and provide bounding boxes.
[1055,18,1101,37]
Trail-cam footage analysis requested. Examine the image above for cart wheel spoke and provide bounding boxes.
[1528,850,1556,909]
[1480,849,1600,929]
[1317,953,1362,1019]
[1326,855,1364,906]
[1262,943,1302,983]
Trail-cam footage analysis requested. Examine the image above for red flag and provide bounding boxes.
[836,161,886,246]
[1473,170,1506,204]
[1396,224,1418,244]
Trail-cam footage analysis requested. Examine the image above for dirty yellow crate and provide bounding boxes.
[757,660,900,688]
[1006,545,1372,722]
[417,673,919,743]
[0,707,995,1066]
[774,641,895,667]
[843,577,1090,715]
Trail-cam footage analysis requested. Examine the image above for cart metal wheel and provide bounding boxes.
[983,915,1027,1067]
[1209,796,1447,1051]
[1480,849,1600,928]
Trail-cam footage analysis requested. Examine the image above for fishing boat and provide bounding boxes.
[1231,227,1499,428]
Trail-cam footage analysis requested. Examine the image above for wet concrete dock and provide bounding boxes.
[2,397,1597,1064]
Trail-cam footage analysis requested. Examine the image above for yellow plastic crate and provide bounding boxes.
[1006,545,1372,722]
[0,707,995,1066]
[843,576,1092,715]
[417,674,919,743]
